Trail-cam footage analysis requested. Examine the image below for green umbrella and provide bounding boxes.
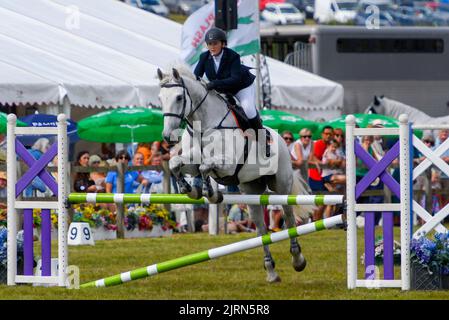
[0,112,27,133]
[77,107,163,143]
[260,109,320,140]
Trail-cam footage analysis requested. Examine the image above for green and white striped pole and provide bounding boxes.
[80,214,345,288]
[68,193,344,206]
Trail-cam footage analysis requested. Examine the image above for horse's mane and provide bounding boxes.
[159,61,196,83]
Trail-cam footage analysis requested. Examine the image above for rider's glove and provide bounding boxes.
[206,82,216,91]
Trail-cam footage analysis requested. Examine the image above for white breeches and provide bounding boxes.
[235,82,257,119]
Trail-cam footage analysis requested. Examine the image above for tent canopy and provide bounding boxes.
[0,0,343,112]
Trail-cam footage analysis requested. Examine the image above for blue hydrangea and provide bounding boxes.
[412,232,449,275]
[0,227,24,267]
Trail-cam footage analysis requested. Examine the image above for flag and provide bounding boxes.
[180,0,260,66]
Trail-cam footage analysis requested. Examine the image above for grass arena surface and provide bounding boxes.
[1,227,449,299]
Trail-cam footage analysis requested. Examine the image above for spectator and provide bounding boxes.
[282,131,304,181]
[0,171,6,200]
[105,150,149,194]
[268,204,284,232]
[25,138,52,197]
[434,129,449,208]
[309,126,333,221]
[89,154,106,193]
[296,128,316,182]
[136,143,153,166]
[141,152,164,193]
[73,151,97,193]
[370,121,387,160]
[333,128,346,159]
[321,139,346,193]
[202,203,254,233]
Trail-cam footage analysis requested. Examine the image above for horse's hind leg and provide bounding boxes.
[267,176,307,273]
[240,182,280,283]
[283,205,307,272]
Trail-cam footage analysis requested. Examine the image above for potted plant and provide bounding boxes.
[72,204,117,240]
[124,204,176,239]
[411,232,449,290]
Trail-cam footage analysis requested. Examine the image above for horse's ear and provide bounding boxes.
[374,95,381,106]
[157,68,164,81]
[172,68,180,81]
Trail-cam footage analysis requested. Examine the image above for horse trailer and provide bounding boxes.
[261,25,449,116]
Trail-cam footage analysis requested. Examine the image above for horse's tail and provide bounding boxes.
[291,173,315,224]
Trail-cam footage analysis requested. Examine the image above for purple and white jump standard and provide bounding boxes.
[345,114,411,290]
[7,114,69,287]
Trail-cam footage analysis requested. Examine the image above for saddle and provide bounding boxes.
[219,93,251,132]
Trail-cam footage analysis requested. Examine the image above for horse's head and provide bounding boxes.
[364,95,385,114]
[158,67,194,145]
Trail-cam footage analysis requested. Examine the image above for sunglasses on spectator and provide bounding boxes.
[334,134,343,137]
[283,136,293,141]
[423,140,434,144]
[91,161,100,165]
[301,135,312,139]
[119,156,130,160]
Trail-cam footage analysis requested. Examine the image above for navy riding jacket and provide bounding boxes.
[194,47,255,95]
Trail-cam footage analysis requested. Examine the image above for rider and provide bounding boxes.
[194,27,265,136]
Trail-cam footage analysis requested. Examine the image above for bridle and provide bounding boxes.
[160,77,209,129]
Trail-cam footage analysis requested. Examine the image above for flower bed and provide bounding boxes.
[72,203,176,240]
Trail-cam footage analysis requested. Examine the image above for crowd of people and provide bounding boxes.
[1,123,448,235]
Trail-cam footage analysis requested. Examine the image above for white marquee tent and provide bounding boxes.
[0,0,343,118]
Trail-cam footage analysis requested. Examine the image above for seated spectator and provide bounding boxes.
[268,204,284,232]
[136,143,153,166]
[73,151,97,193]
[227,203,254,233]
[105,150,149,194]
[89,154,106,193]
[202,204,254,234]
[138,152,164,193]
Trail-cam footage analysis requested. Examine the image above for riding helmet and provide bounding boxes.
[205,27,227,43]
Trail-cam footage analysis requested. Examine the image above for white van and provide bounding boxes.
[314,0,358,23]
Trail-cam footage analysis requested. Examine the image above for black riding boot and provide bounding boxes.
[248,113,271,157]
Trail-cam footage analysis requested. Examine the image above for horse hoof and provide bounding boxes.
[292,254,307,272]
[207,191,223,204]
[266,274,281,283]
[187,186,202,200]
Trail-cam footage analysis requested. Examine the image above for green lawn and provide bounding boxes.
[1,227,449,300]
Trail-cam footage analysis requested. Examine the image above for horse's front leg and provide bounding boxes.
[169,156,201,199]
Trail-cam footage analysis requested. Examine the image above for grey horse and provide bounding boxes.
[157,65,313,283]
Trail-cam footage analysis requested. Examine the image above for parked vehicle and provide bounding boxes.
[261,2,306,25]
[123,0,169,17]
[354,0,397,26]
[286,0,315,19]
[314,0,358,23]
[162,0,207,15]
[260,0,286,11]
